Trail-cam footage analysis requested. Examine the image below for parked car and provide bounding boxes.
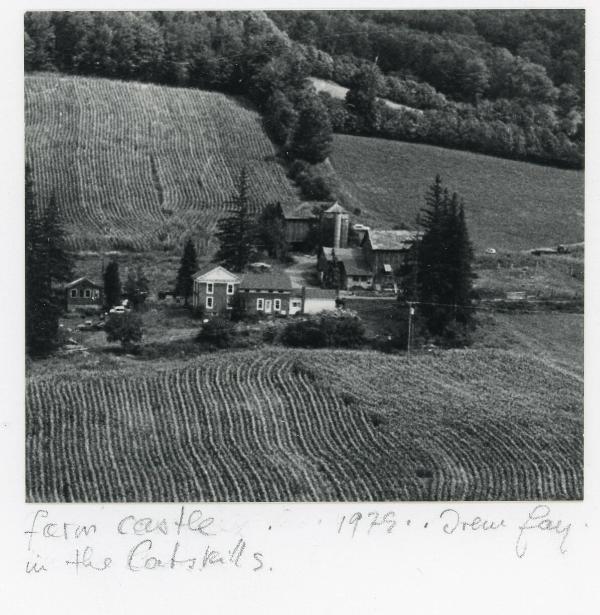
[485,248,497,254]
[109,305,130,314]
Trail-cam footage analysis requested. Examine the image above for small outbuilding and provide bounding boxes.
[65,277,103,312]
[302,287,338,314]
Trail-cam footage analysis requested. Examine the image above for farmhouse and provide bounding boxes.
[362,229,419,291]
[317,247,373,290]
[192,265,241,314]
[239,271,295,316]
[65,277,103,312]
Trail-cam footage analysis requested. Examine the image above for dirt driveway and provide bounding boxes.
[285,254,319,289]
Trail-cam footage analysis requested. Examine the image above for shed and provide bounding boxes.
[302,287,337,314]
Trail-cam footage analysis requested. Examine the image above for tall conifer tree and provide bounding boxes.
[214,168,257,272]
[103,260,121,309]
[175,238,198,305]
[25,166,72,354]
[416,176,475,343]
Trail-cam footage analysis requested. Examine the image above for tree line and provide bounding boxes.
[25,10,583,170]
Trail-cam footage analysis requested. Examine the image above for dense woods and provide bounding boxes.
[24,10,584,168]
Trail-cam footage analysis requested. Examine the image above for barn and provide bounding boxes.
[361,229,420,291]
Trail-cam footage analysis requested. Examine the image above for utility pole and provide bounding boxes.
[407,301,414,361]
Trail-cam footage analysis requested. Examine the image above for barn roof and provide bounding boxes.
[366,229,419,251]
[65,277,102,289]
[240,271,293,291]
[321,247,372,277]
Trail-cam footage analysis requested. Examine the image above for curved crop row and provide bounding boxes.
[25,349,583,502]
[25,74,299,251]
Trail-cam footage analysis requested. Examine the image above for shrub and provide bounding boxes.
[230,293,248,322]
[196,317,235,349]
[282,314,365,348]
[104,312,143,352]
[288,159,339,201]
[191,304,205,320]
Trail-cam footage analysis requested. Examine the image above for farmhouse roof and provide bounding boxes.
[65,277,102,289]
[240,271,293,291]
[366,229,419,251]
[304,287,337,300]
[321,247,372,277]
[193,265,241,283]
[279,201,327,220]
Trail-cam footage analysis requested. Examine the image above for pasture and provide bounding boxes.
[26,346,583,502]
[331,134,584,251]
[25,73,299,252]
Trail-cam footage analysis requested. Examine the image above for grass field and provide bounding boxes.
[331,134,584,251]
[26,344,582,502]
[25,73,299,252]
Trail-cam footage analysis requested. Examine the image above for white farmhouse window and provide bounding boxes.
[93,289,100,299]
[206,296,213,309]
[256,298,264,311]
[226,283,234,295]
[206,282,214,294]
[226,296,232,309]
[84,289,92,298]
[274,299,281,311]
[70,289,78,298]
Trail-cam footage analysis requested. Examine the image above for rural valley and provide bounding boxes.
[24,10,584,503]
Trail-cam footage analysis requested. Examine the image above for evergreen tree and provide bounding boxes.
[25,166,72,354]
[323,249,342,290]
[41,194,72,284]
[257,202,289,261]
[175,238,198,306]
[416,176,475,344]
[103,260,121,309]
[214,168,257,272]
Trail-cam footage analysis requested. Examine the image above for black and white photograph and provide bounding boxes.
[24,8,584,504]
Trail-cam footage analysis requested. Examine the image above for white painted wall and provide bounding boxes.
[303,298,337,314]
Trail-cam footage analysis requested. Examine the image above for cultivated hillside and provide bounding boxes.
[25,73,300,252]
[27,347,582,502]
[331,134,584,251]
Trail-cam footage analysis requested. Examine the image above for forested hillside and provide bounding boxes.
[25,10,584,168]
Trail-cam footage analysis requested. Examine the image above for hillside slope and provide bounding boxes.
[331,134,584,251]
[25,73,299,252]
[27,347,582,502]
